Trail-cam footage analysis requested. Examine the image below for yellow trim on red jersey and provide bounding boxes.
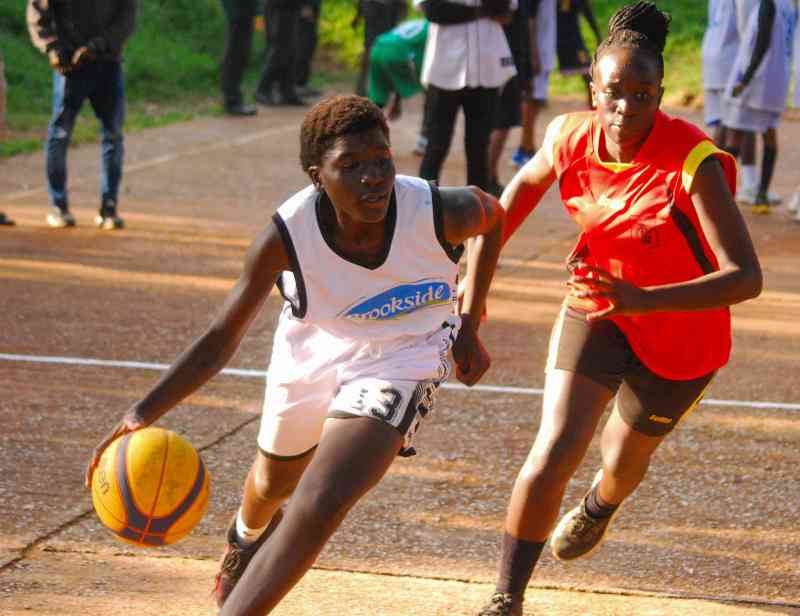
[681,141,737,193]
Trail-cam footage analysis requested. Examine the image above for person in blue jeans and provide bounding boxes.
[27,0,137,230]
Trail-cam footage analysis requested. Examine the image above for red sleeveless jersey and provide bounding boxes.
[552,110,737,380]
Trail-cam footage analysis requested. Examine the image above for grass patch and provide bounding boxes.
[1,0,708,158]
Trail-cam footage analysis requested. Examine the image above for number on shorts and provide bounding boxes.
[369,387,403,422]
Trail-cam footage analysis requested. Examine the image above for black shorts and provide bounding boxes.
[547,306,716,436]
[493,76,522,130]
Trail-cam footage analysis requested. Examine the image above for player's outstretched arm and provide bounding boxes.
[438,186,504,386]
[500,123,558,244]
[85,222,289,487]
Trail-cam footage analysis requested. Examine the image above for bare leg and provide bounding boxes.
[595,406,664,506]
[505,369,615,542]
[239,448,314,530]
[518,98,538,153]
[220,416,403,615]
[488,127,510,186]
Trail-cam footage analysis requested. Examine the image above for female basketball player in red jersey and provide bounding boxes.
[85,95,504,615]
[461,3,763,615]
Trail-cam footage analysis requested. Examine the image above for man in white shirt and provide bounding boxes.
[415,0,517,191]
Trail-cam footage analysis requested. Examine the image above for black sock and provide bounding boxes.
[496,532,545,597]
[759,146,777,198]
[584,485,619,519]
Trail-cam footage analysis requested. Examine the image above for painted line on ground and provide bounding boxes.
[3,352,800,412]
[0,125,296,203]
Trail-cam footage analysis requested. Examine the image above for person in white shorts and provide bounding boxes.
[723,0,797,213]
[85,95,506,615]
[787,15,800,221]
[702,0,740,147]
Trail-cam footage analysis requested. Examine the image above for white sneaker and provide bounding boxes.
[787,192,800,213]
[737,185,781,205]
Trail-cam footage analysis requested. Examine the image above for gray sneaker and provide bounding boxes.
[46,208,76,228]
[550,470,620,561]
[477,592,523,616]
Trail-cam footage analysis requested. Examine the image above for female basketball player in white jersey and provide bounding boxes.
[85,95,505,615]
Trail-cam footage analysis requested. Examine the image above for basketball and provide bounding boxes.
[91,427,210,547]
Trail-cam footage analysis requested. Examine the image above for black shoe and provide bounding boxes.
[0,213,15,226]
[256,88,306,107]
[224,102,257,116]
[296,84,322,98]
[279,93,306,106]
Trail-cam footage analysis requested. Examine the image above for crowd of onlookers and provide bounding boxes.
[8,1,800,230]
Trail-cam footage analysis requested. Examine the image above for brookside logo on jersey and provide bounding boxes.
[339,279,452,322]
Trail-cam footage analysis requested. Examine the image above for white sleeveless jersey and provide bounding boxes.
[268,175,462,383]
[726,0,797,112]
[702,0,740,89]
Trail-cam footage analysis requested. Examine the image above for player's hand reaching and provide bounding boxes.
[566,262,648,321]
[452,314,491,386]
[84,409,148,488]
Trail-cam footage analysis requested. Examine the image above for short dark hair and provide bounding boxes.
[592,1,671,78]
[299,95,390,172]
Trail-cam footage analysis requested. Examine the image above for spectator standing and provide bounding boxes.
[255,0,305,106]
[220,0,259,116]
[702,0,740,146]
[787,11,800,221]
[0,51,13,226]
[723,0,797,213]
[354,0,409,97]
[27,0,137,230]
[416,0,517,192]
[488,1,532,196]
[295,0,323,98]
[367,19,429,120]
[556,0,601,109]
[511,0,556,169]
[728,0,783,206]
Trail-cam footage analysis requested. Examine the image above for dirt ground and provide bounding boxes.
[1,93,799,615]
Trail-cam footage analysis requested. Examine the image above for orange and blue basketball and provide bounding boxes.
[91,427,210,547]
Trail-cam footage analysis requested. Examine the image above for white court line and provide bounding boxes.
[2,353,800,412]
[1,125,296,203]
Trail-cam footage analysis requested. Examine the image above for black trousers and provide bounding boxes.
[355,0,404,96]
[257,0,301,96]
[219,0,258,106]
[295,2,320,86]
[419,85,498,192]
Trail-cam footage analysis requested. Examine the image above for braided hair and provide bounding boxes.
[592,2,671,78]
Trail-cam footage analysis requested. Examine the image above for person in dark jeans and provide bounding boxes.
[354,0,408,97]
[295,0,322,98]
[27,0,136,230]
[220,0,258,116]
[255,0,305,106]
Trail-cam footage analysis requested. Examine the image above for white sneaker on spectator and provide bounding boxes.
[737,185,781,205]
[787,191,800,213]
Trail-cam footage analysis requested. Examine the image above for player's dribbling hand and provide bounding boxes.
[452,315,491,386]
[566,263,647,321]
[84,410,148,488]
